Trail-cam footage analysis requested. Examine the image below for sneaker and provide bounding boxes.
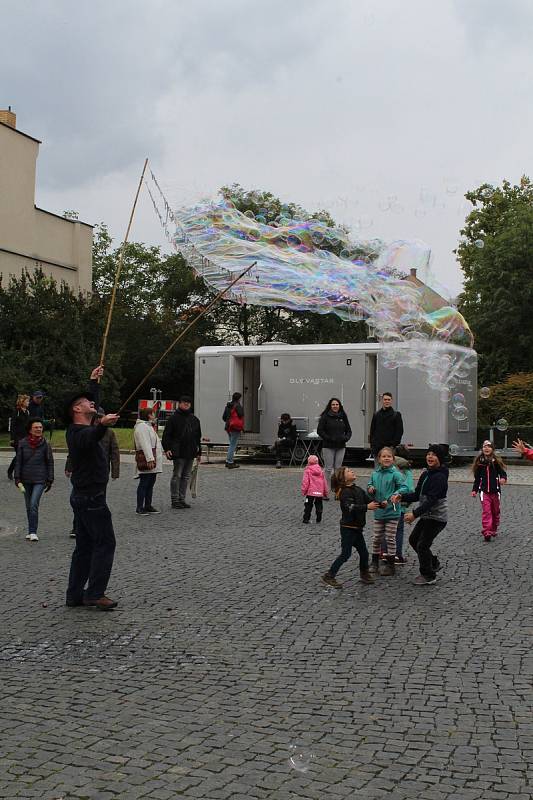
[359,570,375,584]
[83,595,118,610]
[413,575,436,586]
[275,461,282,469]
[178,500,191,509]
[483,534,492,542]
[136,508,149,515]
[302,518,310,524]
[29,533,39,542]
[65,597,84,607]
[321,572,343,589]
[144,506,161,514]
[395,555,407,564]
[226,462,240,469]
[25,533,31,540]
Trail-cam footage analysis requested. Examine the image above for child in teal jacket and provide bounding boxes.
[367,446,408,576]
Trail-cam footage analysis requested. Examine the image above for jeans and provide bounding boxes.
[22,482,46,534]
[137,473,157,510]
[67,491,116,603]
[226,431,241,464]
[170,458,193,502]
[329,525,369,575]
[409,518,447,580]
[303,496,323,521]
[322,447,345,475]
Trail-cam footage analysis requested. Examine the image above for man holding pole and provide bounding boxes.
[64,367,120,611]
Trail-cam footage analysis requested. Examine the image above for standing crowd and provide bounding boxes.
[5,378,533,606]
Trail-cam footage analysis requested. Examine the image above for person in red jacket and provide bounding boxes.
[301,455,329,525]
[513,438,533,461]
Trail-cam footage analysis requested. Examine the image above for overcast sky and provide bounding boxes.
[2,0,532,296]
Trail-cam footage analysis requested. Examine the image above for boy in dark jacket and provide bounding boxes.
[274,413,297,468]
[392,444,449,585]
[321,466,379,587]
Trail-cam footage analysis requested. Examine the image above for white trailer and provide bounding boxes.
[194,342,477,454]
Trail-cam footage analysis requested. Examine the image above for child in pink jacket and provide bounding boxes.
[301,455,329,524]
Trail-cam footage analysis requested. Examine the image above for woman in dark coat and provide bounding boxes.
[14,418,54,542]
[7,394,30,480]
[317,397,352,476]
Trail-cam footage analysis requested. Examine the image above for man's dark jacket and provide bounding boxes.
[369,407,403,453]
[162,409,202,460]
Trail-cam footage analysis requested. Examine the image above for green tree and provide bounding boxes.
[457,177,533,383]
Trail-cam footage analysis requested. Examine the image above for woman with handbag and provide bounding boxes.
[134,408,163,515]
[222,392,245,469]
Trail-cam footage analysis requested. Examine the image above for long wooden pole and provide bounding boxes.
[99,158,149,368]
[117,261,257,414]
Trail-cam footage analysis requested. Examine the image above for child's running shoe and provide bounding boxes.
[321,572,343,589]
[413,575,436,585]
[395,555,407,564]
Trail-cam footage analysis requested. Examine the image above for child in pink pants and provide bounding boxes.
[471,441,507,541]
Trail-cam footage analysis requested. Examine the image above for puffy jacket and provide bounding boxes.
[14,437,54,484]
[301,464,329,497]
[472,458,507,495]
[401,465,449,522]
[394,457,415,509]
[317,411,352,449]
[338,484,372,529]
[368,465,408,520]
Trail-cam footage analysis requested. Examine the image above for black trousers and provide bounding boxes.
[329,525,369,575]
[409,518,447,580]
[67,491,116,603]
[303,496,323,521]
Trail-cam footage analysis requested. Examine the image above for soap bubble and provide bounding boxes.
[162,193,475,393]
[496,418,508,432]
[474,239,485,249]
[452,392,465,406]
[481,186,494,200]
[449,444,459,455]
[479,386,490,399]
[451,404,468,421]
[288,745,315,773]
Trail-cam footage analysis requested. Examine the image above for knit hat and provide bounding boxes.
[426,443,448,464]
[307,455,319,465]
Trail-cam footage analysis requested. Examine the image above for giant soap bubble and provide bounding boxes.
[145,177,474,393]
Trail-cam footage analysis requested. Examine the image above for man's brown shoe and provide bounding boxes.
[84,595,118,610]
[359,570,375,584]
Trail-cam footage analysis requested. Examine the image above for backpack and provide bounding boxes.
[227,404,244,433]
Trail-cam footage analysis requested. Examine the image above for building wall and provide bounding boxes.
[0,120,93,293]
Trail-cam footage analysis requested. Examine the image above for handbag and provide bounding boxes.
[135,447,157,472]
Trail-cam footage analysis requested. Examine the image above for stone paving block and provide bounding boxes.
[0,466,532,799]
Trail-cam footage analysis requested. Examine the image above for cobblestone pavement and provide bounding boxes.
[0,459,532,799]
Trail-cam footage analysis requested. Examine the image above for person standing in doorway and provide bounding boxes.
[222,392,244,469]
[162,396,202,508]
[317,398,352,476]
[369,392,403,458]
[64,373,120,610]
